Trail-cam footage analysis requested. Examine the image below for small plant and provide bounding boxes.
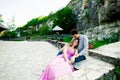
[83,9,89,18]
[88,43,94,49]
[89,39,111,49]
[114,58,120,80]
[83,0,90,8]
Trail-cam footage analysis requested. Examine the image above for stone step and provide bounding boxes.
[49,40,120,63]
[48,40,118,79]
[89,42,120,64]
[56,56,114,80]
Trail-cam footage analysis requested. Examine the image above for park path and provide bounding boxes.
[0,41,58,80]
[0,41,116,80]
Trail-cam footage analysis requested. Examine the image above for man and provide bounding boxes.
[70,29,88,62]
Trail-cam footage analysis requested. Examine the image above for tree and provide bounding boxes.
[38,26,52,36]
[1,30,17,37]
[7,16,16,31]
[0,14,4,23]
[53,7,77,33]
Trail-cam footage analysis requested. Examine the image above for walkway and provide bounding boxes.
[0,41,58,80]
[0,41,115,80]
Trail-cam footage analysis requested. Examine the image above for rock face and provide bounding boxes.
[67,0,120,41]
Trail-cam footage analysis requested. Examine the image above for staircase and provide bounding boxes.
[48,40,120,80]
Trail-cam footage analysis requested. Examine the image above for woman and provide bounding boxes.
[40,39,79,80]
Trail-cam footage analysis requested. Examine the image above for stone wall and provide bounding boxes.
[96,69,117,80]
[84,21,120,41]
[67,0,120,41]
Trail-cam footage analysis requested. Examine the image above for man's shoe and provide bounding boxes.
[74,67,79,71]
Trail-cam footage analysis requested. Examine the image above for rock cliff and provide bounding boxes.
[67,0,120,41]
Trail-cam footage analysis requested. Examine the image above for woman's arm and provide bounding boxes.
[70,49,78,63]
[74,49,79,58]
[63,46,72,64]
[60,44,69,52]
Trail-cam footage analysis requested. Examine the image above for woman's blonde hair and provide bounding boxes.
[69,38,78,49]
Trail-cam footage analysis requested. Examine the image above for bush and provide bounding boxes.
[38,26,52,36]
[89,39,111,49]
[114,58,120,80]
[63,36,72,42]
[1,30,17,37]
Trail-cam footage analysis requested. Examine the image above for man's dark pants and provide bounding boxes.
[57,51,86,62]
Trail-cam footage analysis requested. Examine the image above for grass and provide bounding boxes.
[63,36,72,43]
[89,40,111,49]
[62,36,117,49]
[90,37,119,49]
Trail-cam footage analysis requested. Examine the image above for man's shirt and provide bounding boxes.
[78,34,88,57]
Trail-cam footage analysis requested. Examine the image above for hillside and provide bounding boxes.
[1,0,120,42]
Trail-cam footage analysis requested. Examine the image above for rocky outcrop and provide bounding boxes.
[67,0,120,41]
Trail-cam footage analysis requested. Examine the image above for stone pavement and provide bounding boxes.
[49,40,116,80]
[56,42,120,80]
[56,41,120,80]
[0,41,116,80]
[0,41,58,80]
[56,56,114,80]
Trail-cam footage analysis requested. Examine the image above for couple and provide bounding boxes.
[40,29,88,80]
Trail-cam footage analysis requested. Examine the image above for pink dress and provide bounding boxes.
[40,47,75,80]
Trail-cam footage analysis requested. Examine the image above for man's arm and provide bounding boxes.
[78,35,88,56]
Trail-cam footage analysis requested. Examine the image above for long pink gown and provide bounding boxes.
[40,47,75,80]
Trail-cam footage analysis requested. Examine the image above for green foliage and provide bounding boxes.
[23,16,50,29]
[82,9,89,19]
[115,67,120,80]
[20,32,29,36]
[53,7,76,33]
[38,26,52,36]
[114,58,120,70]
[0,14,4,23]
[89,31,119,49]
[114,58,120,80]
[85,0,90,3]
[16,7,76,36]
[89,39,112,49]
[63,36,72,42]
[1,30,17,37]
[24,18,39,28]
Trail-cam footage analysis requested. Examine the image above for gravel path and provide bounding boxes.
[0,41,58,80]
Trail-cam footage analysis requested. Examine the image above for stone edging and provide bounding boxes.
[47,40,67,49]
[89,50,117,64]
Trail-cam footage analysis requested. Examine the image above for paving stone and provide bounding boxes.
[0,41,58,80]
[56,56,114,80]
[89,42,120,59]
[0,41,115,80]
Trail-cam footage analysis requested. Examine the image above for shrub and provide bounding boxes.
[38,26,52,36]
